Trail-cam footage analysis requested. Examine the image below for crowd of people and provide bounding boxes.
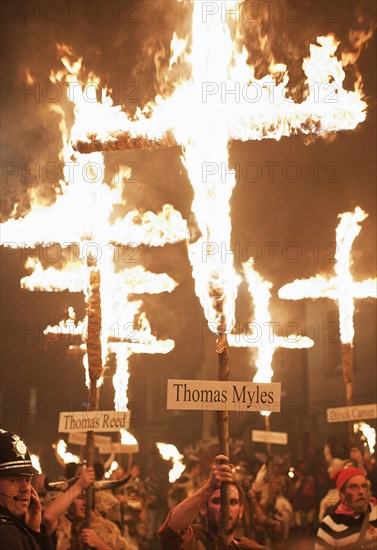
[0,428,376,549]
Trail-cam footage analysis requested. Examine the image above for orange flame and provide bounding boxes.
[278,208,376,344]
[55,439,80,464]
[66,4,368,338]
[30,454,42,474]
[229,261,314,384]
[0,46,189,439]
[353,421,376,453]
[156,442,185,483]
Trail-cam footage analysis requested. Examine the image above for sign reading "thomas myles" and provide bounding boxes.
[167,380,281,412]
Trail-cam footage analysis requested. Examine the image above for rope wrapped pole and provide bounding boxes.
[264,413,272,457]
[216,333,231,549]
[342,342,355,445]
[84,259,103,535]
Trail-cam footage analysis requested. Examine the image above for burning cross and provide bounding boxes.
[68,4,369,540]
[0,1,373,542]
[228,261,314,384]
[227,261,314,451]
[0,114,187,516]
[279,207,377,408]
[0,58,189,439]
[71,4,367,341]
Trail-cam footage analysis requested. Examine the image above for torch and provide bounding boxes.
[279,208,377,444]
[228,261,314,458]
[84,253,103,529]
[217,341,231,548]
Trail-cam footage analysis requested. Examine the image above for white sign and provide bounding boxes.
[327,403,377,423]
[252,430,288,445]
[58,410,131,433]
[68,433,112,447]
[167,380,281,412]
[98,442,139,455]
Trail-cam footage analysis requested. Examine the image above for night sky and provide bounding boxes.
[1,0,376,476]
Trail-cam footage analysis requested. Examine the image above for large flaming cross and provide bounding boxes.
[1,140,187,523]
[228,261,314,382]
[0,54,189,481]
[71,2,368,542]
[71,2,367,340]
[228,261,314,453]
[279,208,377,413]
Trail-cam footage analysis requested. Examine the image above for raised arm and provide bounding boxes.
[42,467,95,533]
[168,454,233,533]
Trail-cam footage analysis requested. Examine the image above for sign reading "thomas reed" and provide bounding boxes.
[58,410,131,433]
[167,380,281,412]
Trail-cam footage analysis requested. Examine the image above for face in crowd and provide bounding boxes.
[0,475,33,517]
[340,474,369,513]
[72,493,86,519]
[204,484,244,535]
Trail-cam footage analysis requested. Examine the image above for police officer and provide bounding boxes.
[0,429,53,549]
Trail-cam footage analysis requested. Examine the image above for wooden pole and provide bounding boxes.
[264,413,272,457]
[216,333,231,549]
[84,259,103,534]
[127,453,133,475]
[342,342,355,445]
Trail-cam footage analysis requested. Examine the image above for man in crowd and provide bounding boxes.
[159,453,266,549]
[42,465,134,549]
[315,466,377,549]
[0,429,53,549]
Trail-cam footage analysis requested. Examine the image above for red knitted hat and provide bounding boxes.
[331,467,366,490]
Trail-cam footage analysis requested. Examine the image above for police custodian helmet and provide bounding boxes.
[0,429,38,477]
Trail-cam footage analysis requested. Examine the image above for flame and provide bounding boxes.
[231,35,366,142]
[169,32,188,69]
[279,208,376,344]
[30,454,42,474]
[104,460,119,479]
[229,261,314,383]
[228,261,313,415]
[120,430,138,445]
[25,68,35,85]
[56,439,80,464]
[1,3,373,444]
[354,422,376,454]
[0,46,189,437]
[69,4,368,336]
[71,10,367,148]
[156,442,186,483]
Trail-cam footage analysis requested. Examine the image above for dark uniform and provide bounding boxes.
[0,504,53,550]
[0,430,53,550]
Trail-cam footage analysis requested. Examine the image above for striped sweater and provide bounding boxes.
[315,504,377,548]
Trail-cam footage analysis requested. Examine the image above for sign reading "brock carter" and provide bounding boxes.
[167,380,281,412]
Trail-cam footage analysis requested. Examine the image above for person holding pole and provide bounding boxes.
[159,454,266,549]
[42,466,132,549]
